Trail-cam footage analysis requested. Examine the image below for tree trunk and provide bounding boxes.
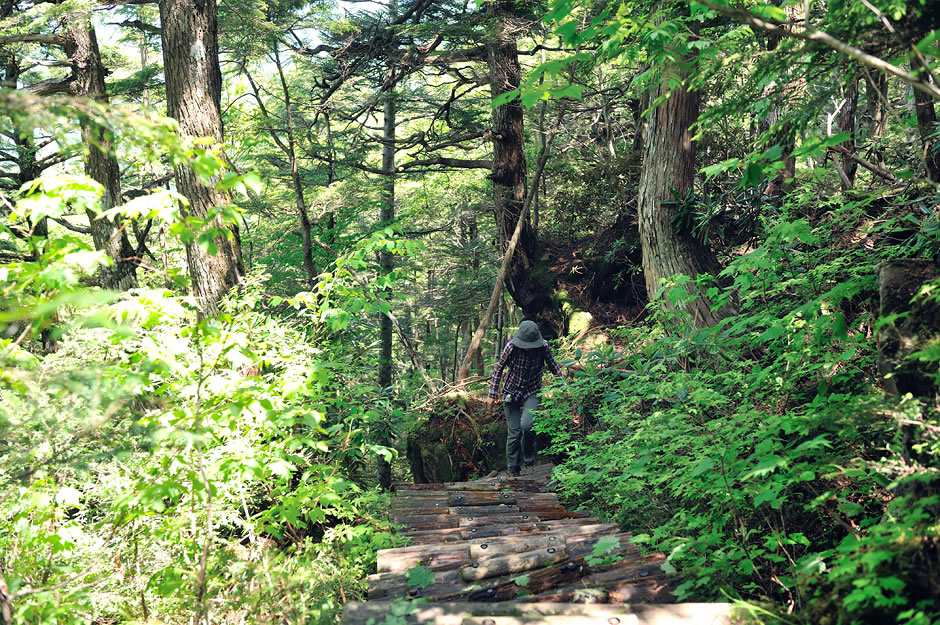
[486,0,562,336]
[911,55,940,183]
[838,74,860,189]
[377,1,398,491]
[865,73,889,166]
[68,21,139,290]
[637,60,732,328]
[159,0,243,315]
[273,46,316,288]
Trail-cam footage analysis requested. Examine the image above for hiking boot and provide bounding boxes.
[523,456,536,467]
[508,467,521,477]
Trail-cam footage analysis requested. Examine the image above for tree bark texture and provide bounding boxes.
[68,21,139,291]
[486,0,561,337]
[865,73,889,165]
[911,55,940,183]
[159,0,243,315]
[636,60,731,328]
[273,47,316,288]
[376,65,396,492]
[838,75,859,189]
[376,0,398,490]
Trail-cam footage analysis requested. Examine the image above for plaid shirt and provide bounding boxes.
[488,338,564,400]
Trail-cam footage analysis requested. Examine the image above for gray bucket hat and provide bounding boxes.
[513,320,544,348]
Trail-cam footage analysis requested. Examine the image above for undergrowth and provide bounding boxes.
[537,193,940,625]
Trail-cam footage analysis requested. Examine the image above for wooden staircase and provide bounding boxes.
[341,464,736,624]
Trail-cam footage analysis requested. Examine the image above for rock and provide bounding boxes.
[877,259,940,398]
[406,396,511,483]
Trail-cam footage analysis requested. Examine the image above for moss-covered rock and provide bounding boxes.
[405,395,510,483]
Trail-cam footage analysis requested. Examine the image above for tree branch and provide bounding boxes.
[109,19,161,35]
[696,0,940,101]
[26,77,75,96]
[396,157,492,172]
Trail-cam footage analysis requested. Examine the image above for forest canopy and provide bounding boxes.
[0,0,938,623]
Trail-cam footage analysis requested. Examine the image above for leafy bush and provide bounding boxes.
[536,196,940,625]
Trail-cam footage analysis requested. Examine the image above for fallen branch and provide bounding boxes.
[456,102,569,382]
[828,144,898,183]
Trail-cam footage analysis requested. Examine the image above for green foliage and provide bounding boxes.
[537,196,940,624]
[0,125,411,624]
[406,564,435,589]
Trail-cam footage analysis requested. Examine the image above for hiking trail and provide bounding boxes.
[341,463,737,624]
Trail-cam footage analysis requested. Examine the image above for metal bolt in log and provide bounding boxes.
[460,547,568,582]
[469,535,565,558]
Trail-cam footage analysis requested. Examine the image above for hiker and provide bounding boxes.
[486,320,565,477]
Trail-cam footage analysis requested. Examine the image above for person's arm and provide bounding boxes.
[488,341,514,399]
[543,341,564,378]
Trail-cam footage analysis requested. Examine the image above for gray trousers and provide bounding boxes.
[505,395,540,470]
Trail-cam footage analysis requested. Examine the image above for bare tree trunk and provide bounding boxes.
[375,0,398,491]
[273,46,317,287]
[911,55,940,182]
[457,103,567,382]
[159,0,243,315]
[865,73,889,166]
[68,21,139,290]
[487,0,562,336]
[637,59,733,328]
[838,74,860,189]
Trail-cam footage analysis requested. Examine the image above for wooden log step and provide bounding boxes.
[449,491,517,506]
[391,492,560,511]
[460,546,569,582]
[378,543,472,573]
[526,576,676,604]
[469,534,564,558]
[445,480,545,492]
[436,553,667,604]
[400,521,615,545]
[342,601,733,625]
[458,509,586,526]
[433,557,590,602]
[579,552,667,587]
[373,533,623,576]
[391,505,522,524]
[342,601,734,625]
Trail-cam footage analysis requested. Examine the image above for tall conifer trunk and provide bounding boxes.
[637,58,731,328]
[159,0,243,315]
[486,0,562,336]
[68,21,139,290]
[911,55,940,182]
[376,0,398,491]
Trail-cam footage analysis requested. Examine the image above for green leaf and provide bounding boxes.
[692,457,715,476]
[749,3,787,21]
[407,565,435,589]
[591,535,621,557]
